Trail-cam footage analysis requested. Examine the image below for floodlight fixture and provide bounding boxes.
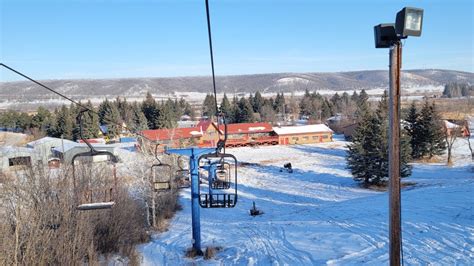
[374,23,397,48]
[396,7,423,38]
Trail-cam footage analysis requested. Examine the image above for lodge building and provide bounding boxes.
[141,121,333,149]
[273,124,333,145]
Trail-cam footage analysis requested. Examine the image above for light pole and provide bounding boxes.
[374,7,424,266]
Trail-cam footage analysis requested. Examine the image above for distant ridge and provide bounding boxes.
[0,69,472,101]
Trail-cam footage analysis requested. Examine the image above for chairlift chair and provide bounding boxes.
[212,161,231,189]
[197,118,238,208]
[175,155,191,189]
[198,152,238,208]
[151,144,172,192]
[72,110,118,211]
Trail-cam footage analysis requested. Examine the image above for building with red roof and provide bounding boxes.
[217,122,278,147]
[141,127,203,148]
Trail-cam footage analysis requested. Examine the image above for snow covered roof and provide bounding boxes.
[52,142,114,153]
[0,146,36,157]
[26,137,75,148]
[77,138,107,144]
[444,120,460,129]
[218,122,273,134]
[273,124,333,135]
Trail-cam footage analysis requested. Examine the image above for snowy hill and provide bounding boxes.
[1,69,472,100]
[138,137,473,265]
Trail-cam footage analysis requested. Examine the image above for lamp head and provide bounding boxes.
[374,23,397,48]
[396,7,423,38]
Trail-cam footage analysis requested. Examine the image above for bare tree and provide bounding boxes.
[0,162,149,265]
[444,120,462,166]
[465,120,474,161]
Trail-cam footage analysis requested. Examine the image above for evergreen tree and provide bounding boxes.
[321,98,333,120]
[130,102,148,131]
[330,93,342,113]
[142,92,159,129]
[404,102,423,159]
[220,93,232,120]
[202,94,217,118]
[274,93,286,114]
[74,102,100,140]
[418,101,446,158]
[299,92,313,117]
[347,93,412,186]
[31,106,52,133]
[237,97,254,123]
[114,97,132,123]
[98,99,121,137]
[351,91,359,102]
[156,100,177,129]
[253,91,264,113]
[51,105,74,139]
[230,95,240,123]
[355,89,370,121]
[347,111,378,185]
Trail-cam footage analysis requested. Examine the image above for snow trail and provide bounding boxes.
[138,137,474,265]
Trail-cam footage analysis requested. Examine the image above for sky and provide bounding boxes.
[0,0,473,82]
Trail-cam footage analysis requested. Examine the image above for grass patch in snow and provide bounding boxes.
[362,181,418,191]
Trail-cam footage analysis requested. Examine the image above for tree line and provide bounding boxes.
[202,89,368,124]
[0,92,194,140]
[442,82,473,98]
[347,93,447,186]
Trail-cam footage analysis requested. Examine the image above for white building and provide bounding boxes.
[26,137,76,164]
[0,146,37,173]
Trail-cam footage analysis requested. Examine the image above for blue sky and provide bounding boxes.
[1,0,472,81]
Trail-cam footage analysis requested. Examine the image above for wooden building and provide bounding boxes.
[219,122,278,147]
[273,124,333,145]
[141,127,203,149]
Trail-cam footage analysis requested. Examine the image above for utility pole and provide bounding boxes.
[375,8,423,264]
[388,41,402,266]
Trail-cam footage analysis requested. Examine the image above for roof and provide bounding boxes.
[444,120,460,129]
[273,124,333,135]
[142,127,203,141]
[52,142,114,153]
[26,136,75,148]
[196,120,214,131]
[78,138,106,144]
[219,122,273,134]
[0,146,35,156]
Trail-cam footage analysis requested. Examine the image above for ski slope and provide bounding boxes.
[138,136,474,265]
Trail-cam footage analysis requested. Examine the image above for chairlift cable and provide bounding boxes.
[0,63,155,143]
[205,0,227,153]
[205,0,219,119]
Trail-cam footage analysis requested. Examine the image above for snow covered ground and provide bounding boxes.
[137,136,473,265]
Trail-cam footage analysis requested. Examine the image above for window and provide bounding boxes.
[303,136,309,140]
[8,156,32,167]
[292,137,299,141]
[312,136,318,140]
[322,135,329,139]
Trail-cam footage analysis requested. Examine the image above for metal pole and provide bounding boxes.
[152,175,156,228]
[388,41,401,266]
[189,148,202,254]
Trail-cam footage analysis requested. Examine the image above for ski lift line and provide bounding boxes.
[0,63,155,143]
[205,0,227,152]
[1,63,87,109]
[205,0,219,119]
